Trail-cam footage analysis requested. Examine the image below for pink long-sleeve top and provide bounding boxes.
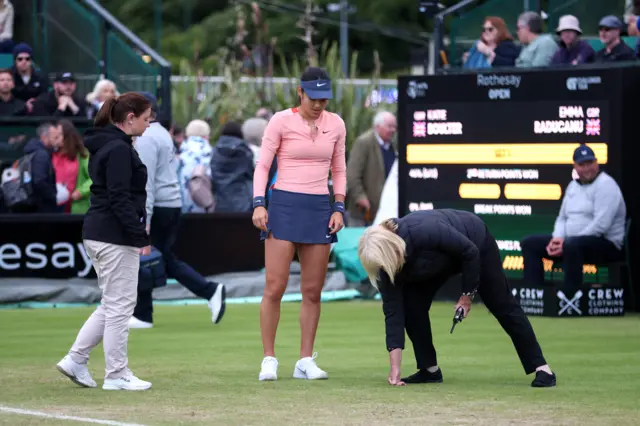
[253,107,347,197]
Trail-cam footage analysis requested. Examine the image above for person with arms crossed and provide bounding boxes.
[56,92,153,391]
[521,145,626,297]
[358,209,557,388]
[252,67,346,381]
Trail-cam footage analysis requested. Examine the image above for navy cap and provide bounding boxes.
[54,72,75,83]
[12,42,33,59]
[137,91,158,113]
[300,79,333,100]
[573,145,596,163]
[599,15,624,30]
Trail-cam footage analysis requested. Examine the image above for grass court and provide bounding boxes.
[0,301,638,425]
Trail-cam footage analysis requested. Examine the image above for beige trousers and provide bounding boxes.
[68,240,140,380]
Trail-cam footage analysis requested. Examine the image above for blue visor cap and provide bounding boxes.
[300,79,333,100]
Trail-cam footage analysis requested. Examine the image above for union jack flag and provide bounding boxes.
[413,121,426,137]
[585,119,600,136]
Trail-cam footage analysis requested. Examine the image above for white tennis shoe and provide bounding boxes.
[208,283,226,324]
[56,355,97,388]
[259,356,278,381]
[103,372,152,391]
[293,352,328,380]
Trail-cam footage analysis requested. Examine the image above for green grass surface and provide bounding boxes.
[0,301,638,425]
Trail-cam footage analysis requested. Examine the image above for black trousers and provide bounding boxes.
[404,232,547,375]
[133,207,217,323]
[521,234,622,296]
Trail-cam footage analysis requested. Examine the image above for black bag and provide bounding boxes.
[0,152,36,211]
[138,247,167,292]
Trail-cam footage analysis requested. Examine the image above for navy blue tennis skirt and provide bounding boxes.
[260,189,338,244]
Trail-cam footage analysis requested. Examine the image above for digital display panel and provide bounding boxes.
[397,69,624,281]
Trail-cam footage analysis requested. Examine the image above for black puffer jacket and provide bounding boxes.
[378,209,489,350]
[82,125,149,248]
[22,138,57,213]
[210,135,254,212]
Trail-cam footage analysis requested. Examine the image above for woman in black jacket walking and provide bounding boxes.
[358,209,556,388]
[56,92,153,391]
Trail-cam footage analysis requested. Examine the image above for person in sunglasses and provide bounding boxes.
[9,43,49,111]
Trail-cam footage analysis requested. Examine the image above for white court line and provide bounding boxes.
[0,405,147,426]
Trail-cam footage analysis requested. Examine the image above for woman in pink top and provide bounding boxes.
[252,67,347,381]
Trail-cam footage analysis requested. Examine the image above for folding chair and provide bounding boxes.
[550,219,635,311]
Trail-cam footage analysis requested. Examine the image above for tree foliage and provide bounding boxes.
[171,0,385,152]
[95,0,467,75]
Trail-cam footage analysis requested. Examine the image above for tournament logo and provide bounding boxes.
[566,76,602,91]
[406,80,428,99]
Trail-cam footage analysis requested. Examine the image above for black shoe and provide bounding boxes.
[401,369,443,384]
[531,370,556,387]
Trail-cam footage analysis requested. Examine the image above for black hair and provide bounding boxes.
[221,121,243,139]
[300,67,330,82]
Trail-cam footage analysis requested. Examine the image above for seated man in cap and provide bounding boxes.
[594,15,636,62]
[521,145,626,298]
[31,72,89,117]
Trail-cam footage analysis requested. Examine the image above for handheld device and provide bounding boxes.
[450,307,465,334]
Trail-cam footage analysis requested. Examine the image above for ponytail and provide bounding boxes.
[94,97,117,127]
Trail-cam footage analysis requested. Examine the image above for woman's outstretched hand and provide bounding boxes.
[388,348,405,386]
[455,295,473,318]
[388,369,406,387]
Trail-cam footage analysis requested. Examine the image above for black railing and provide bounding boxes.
[82,0,172,124]
[432,0,541,71]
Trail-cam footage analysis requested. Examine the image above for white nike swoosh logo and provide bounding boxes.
[326,235,331,238]
[317,83,326,87]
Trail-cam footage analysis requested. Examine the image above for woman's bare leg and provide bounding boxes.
[297,243,331,358]
[261,235,296,357]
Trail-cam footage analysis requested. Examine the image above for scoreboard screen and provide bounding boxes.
[397,69,625,280]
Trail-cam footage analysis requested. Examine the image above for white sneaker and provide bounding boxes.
[293,352,328,380]
[128,317,153,329]
[103,372,152,391]
[208,283,226,324]
[259,356,278,381]
[56,355,97,388]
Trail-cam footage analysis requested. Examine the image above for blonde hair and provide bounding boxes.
[86,79,119,103]
[185,119,211,139]
[358,219,407,289]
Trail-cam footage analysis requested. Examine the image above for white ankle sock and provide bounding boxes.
[536,365,552,375]
[427,366,439,373]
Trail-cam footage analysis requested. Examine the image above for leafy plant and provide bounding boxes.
[170,0,384,150]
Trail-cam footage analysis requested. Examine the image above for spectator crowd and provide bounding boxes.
[0,2,636,301]
[0,101,271,215]
[463,12,638,69]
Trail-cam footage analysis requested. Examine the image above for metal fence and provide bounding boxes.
[547,0,626,36]
[106,32,158,94]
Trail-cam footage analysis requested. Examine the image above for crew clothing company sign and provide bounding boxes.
[512,285,625,317]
